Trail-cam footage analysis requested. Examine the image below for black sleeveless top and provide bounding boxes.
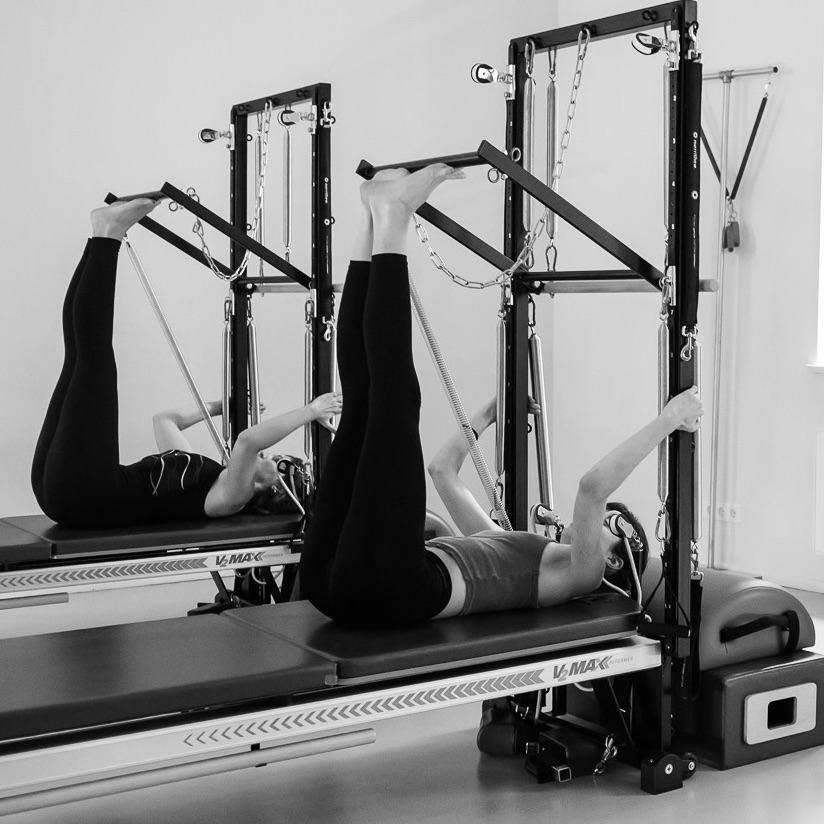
[122,450,224,523]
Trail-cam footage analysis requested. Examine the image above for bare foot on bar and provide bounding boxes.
[361,164,465,221]
[91,198,160,241]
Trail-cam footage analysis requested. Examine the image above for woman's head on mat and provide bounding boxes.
[254,453,282,491]
[602,502,649,598]
[555,507,648,594]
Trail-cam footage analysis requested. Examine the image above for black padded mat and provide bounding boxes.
[0,614,335,741]
[227,594,641,681]
[0,520,52,566]
[2,513,301,559]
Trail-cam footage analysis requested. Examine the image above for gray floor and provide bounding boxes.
[2,581,824,824]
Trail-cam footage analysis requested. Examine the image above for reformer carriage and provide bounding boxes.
[2,2,823,815]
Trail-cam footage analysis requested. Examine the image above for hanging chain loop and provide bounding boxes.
[188,101,275,283]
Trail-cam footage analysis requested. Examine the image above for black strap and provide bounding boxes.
[720,610,801,653]
[730,91,769,201]
[700,88,770,202]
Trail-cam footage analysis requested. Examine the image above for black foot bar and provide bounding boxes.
[356,152,487,180]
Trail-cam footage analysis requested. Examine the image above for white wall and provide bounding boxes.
[553,0,824,589]
[0,0,558,521]
[3,0,823,593]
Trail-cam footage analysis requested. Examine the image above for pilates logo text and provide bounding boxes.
[214,551,266,568]
[552,655,613,682]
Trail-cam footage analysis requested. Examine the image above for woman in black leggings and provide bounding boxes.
[299,165,703,627]
[32,198,341,529]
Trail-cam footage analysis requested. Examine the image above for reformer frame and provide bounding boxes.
[358,0,701,781]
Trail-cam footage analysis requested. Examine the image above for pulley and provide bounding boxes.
[470,62,516,100]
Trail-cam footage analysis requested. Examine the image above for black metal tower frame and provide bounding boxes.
[109,83,335,483]
[229,83,335,481]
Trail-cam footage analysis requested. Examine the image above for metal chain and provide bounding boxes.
[414,27,590,290]
[188,100,275,283]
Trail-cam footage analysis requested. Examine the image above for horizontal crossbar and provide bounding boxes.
[510,2,696,51]
[232,83,330,117]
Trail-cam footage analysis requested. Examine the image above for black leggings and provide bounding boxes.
[299,255,450,627]
[32,239,142,527]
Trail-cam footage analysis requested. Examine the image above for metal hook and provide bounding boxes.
[544,243,558,272]
[656,505,671,543]
[525,40,536,78]
[548,47,557,79]
[680,326,697,361]
[527,295,537,330]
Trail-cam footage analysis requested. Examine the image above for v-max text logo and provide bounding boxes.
[553,655,613,682]
[214,551,266,568]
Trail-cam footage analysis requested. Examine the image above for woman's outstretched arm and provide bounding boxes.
[208,392,342,514]
[428,397,502,536]
[153,400,223,453]
[563,387,704,593]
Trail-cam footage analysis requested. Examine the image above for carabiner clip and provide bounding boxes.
[655,506,671,543]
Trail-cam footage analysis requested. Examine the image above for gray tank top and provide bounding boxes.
[425,530,548,615]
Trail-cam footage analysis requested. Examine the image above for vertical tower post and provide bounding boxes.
[311,84,334,483]
[503,43,531,530]
[229,107,251,441]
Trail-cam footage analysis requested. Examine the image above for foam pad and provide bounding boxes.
[227,592,642,682]
[644,557,815,670]
[0,520,52,566]
[0,614,335,742]
[1,513,301,560]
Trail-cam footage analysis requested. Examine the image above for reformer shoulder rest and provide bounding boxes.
[0,592,641,743]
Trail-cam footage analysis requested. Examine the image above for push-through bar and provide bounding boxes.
[479,142,664,288]
[105,192,234,279]
[358,142,664,288]
[160,184,311,289]
[356,153,486,180]
[356,161,515,273]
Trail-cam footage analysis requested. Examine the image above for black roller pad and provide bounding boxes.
[227,594,641,681]
[0,520,52,566]
[0,614,335,742]
[2,513,301,560]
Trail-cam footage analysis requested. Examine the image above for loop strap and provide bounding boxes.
[720,610,801,653]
